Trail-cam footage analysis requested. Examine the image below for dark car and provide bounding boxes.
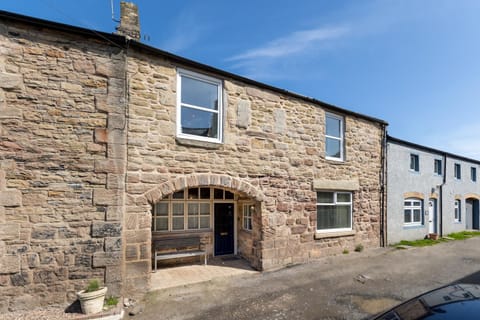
[371,283,480,319]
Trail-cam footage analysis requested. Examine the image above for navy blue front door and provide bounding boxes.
[214,203,234,255]
[473,200,480,230]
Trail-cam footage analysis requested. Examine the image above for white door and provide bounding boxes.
[428,200,435,234]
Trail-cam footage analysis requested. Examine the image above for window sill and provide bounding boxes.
[176,137,223,149]
[402,224,424,229]
[325,157,345,164]
[314,230,355,239]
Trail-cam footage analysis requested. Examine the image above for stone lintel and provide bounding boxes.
[313,179,360,191]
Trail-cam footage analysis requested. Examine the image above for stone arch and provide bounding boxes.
[142,173,265,204]
[465,193,480,200]
[403,191,424,200]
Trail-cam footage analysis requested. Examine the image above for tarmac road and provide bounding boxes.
[128,237,480,320]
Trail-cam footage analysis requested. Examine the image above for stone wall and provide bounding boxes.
[0,19,126,311]
[123,50,384,292]
[0,11,385,309]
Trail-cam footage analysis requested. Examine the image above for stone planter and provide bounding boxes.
[77,286,107,315]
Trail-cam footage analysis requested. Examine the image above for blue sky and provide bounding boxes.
[2,0,480,158]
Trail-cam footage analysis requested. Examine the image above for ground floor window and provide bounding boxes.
[454,199,461,222]
[242,203,254,231]
[404,198,422,225]
[152,187,235,232]
[316,191,352,232]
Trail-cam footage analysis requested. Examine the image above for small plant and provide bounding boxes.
[105,296,119,307]
[354,244,364,252]
[342,249,349,254]
[85,279,101,293]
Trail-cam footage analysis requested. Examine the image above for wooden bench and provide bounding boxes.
[153,235,207,272]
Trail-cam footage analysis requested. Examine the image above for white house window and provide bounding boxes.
[454,199,461,222]
[434,159,442,175]
[177,69,223,143]
[410,154,419,172]
[316,191,352,232]
[404,198,422,225]
[471,167,477,182]
[325,113,344,161]
[152,187,235,232]
[243,204,254,231]
[454,163,461,180]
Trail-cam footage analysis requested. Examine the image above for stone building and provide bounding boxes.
[387,136,480,244]
[0,3,386,311]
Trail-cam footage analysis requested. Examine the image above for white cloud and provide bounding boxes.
[227,26,349,62]
[160,9,208,53]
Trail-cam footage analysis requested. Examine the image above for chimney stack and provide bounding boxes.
[116,2,140,40]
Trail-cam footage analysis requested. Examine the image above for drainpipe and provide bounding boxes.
[379,125,387,247]
[439,152,447,237]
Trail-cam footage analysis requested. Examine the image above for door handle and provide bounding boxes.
[220,232,228,236]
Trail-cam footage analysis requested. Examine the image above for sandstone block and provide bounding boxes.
[0,223,19,240]
[0,72,23,90]
[95,159,126,174]
[92,251,121,267]
[10,271,31,286]
[31,226,56,240]
[93,188,124,205]
[0,190,22,207]
[108,113,126,130]
[94,128,108,144]
[91,222,121,237]
[105,237,122,251]
[236,99,251,129]
[0,255,19,274]
[61,82,82,93]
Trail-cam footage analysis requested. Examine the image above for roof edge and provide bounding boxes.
[0,9,388,125]
[387,135,480,165]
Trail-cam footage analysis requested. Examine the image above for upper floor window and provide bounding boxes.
[454,199,461,222]
[325,113,344,161]
[410,154,419,172]
[454,163,461,180]
[404,198,422,225]
[177,69,223,143]
[434,159,442,175]
[316,191,352,232]
[471,167,477,182]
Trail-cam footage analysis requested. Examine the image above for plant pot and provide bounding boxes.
[77,286,107,315]
[429,233,439,240]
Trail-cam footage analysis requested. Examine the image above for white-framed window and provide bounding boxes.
[404,198,423,225]
[410,154,419,172]
[471,167,477,182]
[454,199,461,222]
[242,203,254,231]
[434,159,442,175]
[152,187,235,232]
[325,113,344,161]
[176,69,223,143]
[454,163,461,180]
[316,191,352,232]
